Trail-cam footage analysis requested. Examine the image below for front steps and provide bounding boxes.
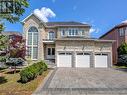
[44,60,56,69]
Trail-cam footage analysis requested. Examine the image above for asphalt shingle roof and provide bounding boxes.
[45,21,90,27]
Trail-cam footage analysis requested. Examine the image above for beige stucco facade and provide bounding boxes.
[55,40,113,67]
[23,14,113,67]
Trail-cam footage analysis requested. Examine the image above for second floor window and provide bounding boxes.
[28,26,38,45]
[119,28,125,36]
[81,30,85,35]
[48,31,55,40]
[68,29,78,36]
[60,28,87,37]
[61,29,65,36]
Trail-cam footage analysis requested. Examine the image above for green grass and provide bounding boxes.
[0,69,50,95]
[113,65,127,69]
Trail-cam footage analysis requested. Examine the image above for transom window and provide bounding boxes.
[48,31,55,40]
[27,26,38,59]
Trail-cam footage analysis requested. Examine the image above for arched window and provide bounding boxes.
[27,26,38,59]
[48,31,55,40]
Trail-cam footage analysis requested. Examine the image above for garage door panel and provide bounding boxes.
[76,53,90,68]
[58,53,72,67]
[95,54,108,68]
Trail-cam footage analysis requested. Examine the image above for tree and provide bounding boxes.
[0,0,29,31]
[9,34,26,59]
[0,0,29,23]
[0,34,8,63]
[0,0,29,68]
[6,34,26,73]
[117,43,127,66]
[117,42,127,55]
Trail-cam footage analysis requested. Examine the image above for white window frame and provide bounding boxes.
[80,29,85,36]
[48,31,55,40]
[47,48,55,55]
[68,28,79,36]
[61,29,66,37]
[27,26,38,60]
[119,28,125,36]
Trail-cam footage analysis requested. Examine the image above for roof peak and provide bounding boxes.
[22,13,90,27]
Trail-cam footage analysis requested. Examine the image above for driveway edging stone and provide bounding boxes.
[32,69,56,95]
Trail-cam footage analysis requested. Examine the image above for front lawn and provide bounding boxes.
[113,65,127,69]
[0,69,50,95]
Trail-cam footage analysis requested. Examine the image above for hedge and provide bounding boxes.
[117,54,127,66]
[20,61,48,83]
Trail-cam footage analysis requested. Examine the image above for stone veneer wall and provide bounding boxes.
[55,40,112,67]
[23,15,45,60]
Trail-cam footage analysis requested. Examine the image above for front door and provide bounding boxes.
[47,48,55,59]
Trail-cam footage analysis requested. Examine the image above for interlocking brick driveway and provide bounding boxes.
[33,68,127,95]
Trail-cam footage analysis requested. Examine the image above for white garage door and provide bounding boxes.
[57,53,72,67]
[95,54,108,68]
[76,53,90,68]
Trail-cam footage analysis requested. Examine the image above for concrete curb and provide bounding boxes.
[32,69,54,95]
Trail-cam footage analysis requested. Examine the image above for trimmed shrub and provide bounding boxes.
[117,54,127,66]
[117,43,127,66]
[118,43,127,55]
[20,61,48,83]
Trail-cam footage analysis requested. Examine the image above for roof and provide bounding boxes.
[45,21,90,27]
[100,22,127,38]
[22,13,90,27]
[2,31,22,36]
[55,37,114,43]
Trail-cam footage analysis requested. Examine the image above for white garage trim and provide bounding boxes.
[95,54,108,68]
[57,52,72,67]
[76,53,90,68]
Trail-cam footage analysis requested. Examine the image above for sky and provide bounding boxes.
[4,0,127,38]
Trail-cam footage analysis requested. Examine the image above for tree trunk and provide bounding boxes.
[14,64,16,74]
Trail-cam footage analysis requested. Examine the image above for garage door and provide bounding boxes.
[57,52,72,67]
[95,54,108,68]
[76,53,90,68]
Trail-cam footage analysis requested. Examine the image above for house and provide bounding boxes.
[22,13,113,68]
[100,22,127,64]
[2,31,22,39]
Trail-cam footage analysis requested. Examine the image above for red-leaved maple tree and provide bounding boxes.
[9,34,26,59]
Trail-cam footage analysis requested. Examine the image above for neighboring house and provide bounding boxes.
[2,31,22,39]
[22,13,113,68]
[100,22,127,64]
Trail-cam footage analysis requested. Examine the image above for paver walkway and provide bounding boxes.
[33,68,127,95]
